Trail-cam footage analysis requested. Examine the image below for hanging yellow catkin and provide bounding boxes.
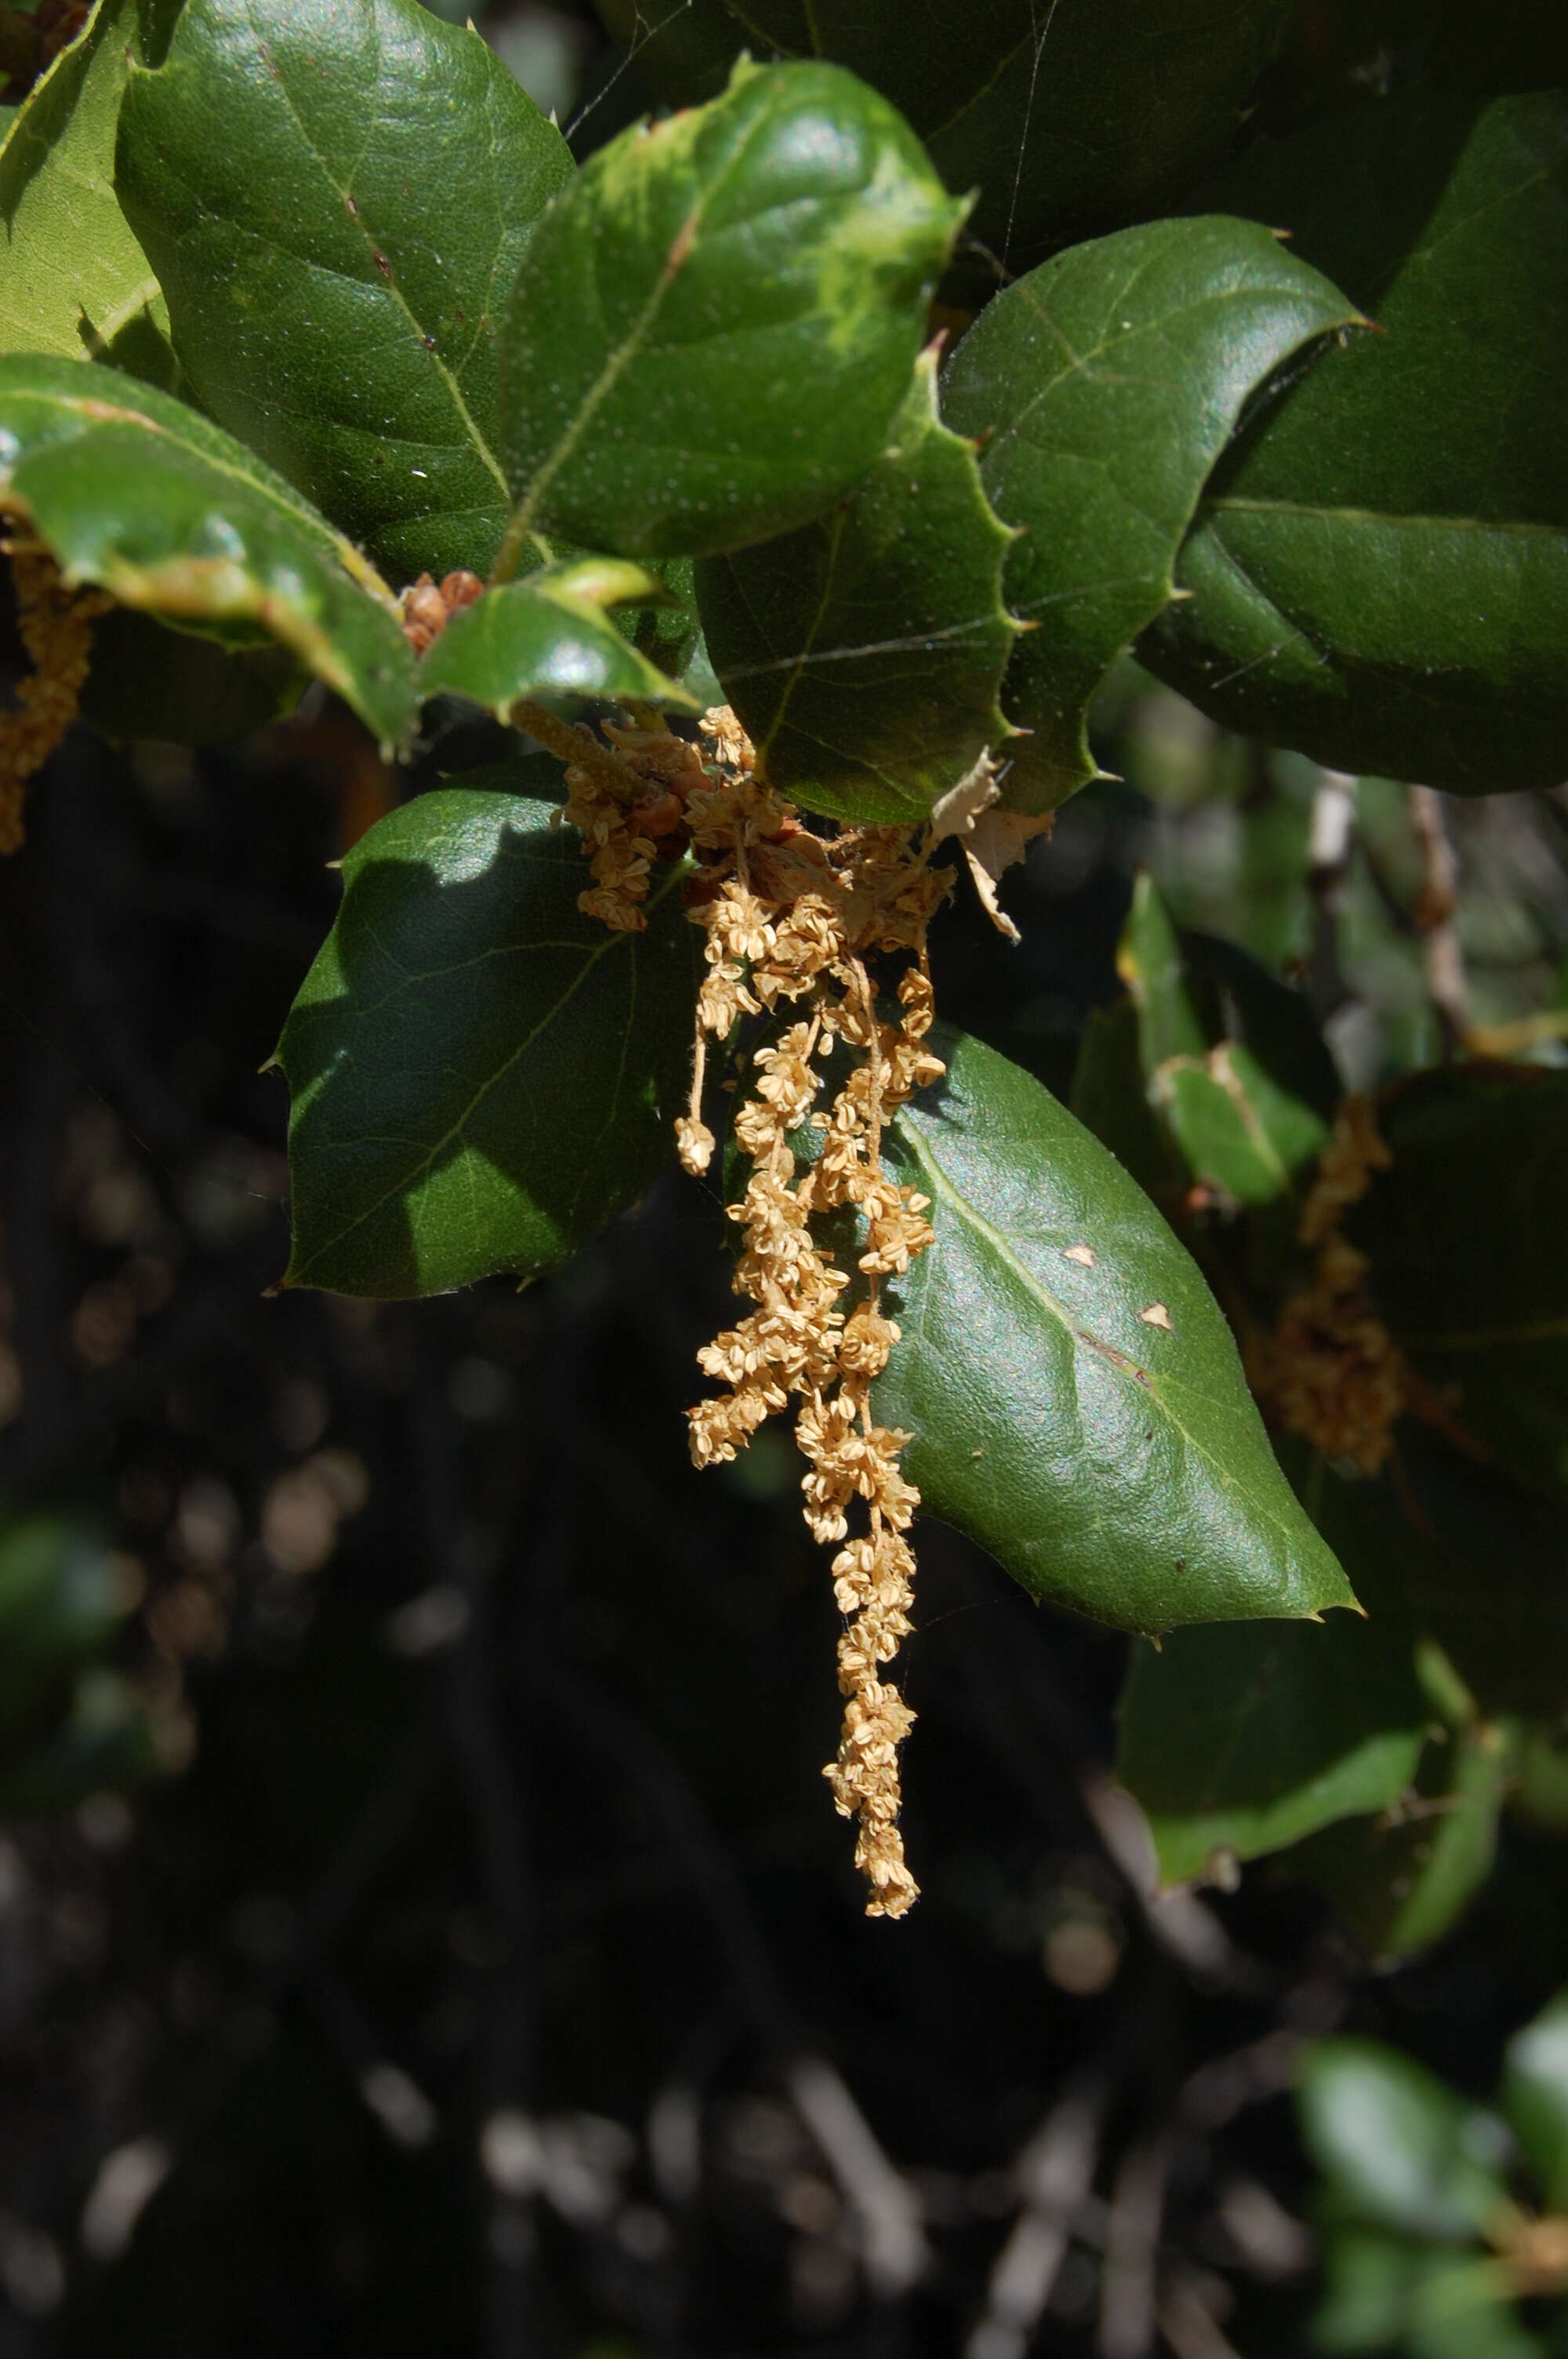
[0,544,112,855]
[563,707,951,1916]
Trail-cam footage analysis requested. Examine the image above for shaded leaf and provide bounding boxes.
[0,354,416,745]
[593,0,1295,274]
[278,791,700,1299]
[1118,871,1334,1208]
[0,0,177,360]
[1298,2038,1513,2243]
[872,1023,1355,1631]
[941,216,1357,810]
[118,0,574,582]
[1319,1434,1568,1725]
[696,346,1018,825]
[1295,1715,1509,1961]
[1503,1987,1568,2212]
[495,58,964,564]
[1140,93,1568,794]
[1353,1062,1568,1492]
[80,606,302,743]
[416,561,695,717]
[1069,996,1189,1207]
[1116,1540,1426,1885]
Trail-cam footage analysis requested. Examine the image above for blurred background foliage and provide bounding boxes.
[0,2,1566,2354]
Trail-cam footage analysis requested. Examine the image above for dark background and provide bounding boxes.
[2,5,1568,2354]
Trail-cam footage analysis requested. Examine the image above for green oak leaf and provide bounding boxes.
[1503,1988,1568,2213]
[592,0,1294,274]
[416,561,695,717]
[1298,2040,1513,2244]
[1139,93,1568,794]
[1116,1535,1426,1886]
[278,790,700,1298]
[870,1023,1355,1631]
[0,355,415,745]
[1352,1063,1568,1492]
[0,0,178,362]
[940,216,1358,811]
[494,57,965,567]
[1117,873,1334,1209]
[696,345,1020,826]
[117,0,573,583]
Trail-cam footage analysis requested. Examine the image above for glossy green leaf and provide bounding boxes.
[117,0,574,583]
[1503,1988,1568,2212]
[1296,1717,1508,1961]
[1298,2039,1513,2243]
[278,791,700,1299]
[416,561,695,718]
[1140,94,1568,794]
[870,1023,1355,1631]
[0,354,416,745]
[1116,1547,1425,1885]
[1352,1063,1568,1492]
[696,347,1018,826]
[1118,873,1334,1207]
[0,0,177,360]
[495,57,965,565]
[593,0,1294,273]
[940,217,1358,810]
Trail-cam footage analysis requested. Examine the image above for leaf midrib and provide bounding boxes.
[895,1107,1316,1560]
[237,5,511,507]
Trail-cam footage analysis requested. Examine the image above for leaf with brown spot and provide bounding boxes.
[873,1024,1354,1630]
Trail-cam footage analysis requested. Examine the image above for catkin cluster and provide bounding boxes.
[1250,1095,1408,1474]
[1,544,112,855]
[561,710,953,1916]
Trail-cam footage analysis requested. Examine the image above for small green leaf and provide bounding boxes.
[416,562,695,718]
[0,355,415,745]
[940,216,1358,810]
[0,0,176,361]
[1118,874,1334,1207]
[1298,2039,1513,2243]
[871,1023,1355,1630]
[117,0,574,581]
[697,345,1019,825]
[495,58,965,565]
[1116,1547,1426,1885]
[278,790,700,1299]
[593,0,1296,274]
[1295,1716,1509,1961]
[1352,1063,1568,1492]
[1140,94,1568,794]
[1503,1987,1568,2212]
